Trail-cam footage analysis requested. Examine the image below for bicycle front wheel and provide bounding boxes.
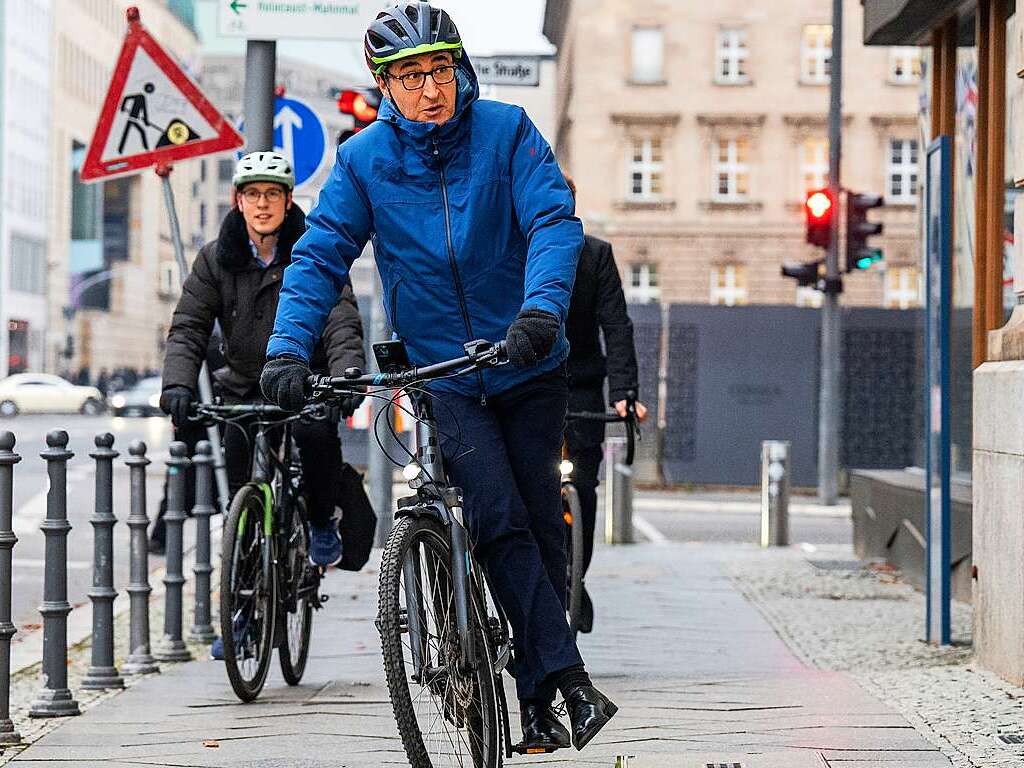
[563,483,584,635]
[379,516,502,768]
[220,483,276,702]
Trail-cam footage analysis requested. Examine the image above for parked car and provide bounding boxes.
[109,377,163,417]
[0,374,105,417]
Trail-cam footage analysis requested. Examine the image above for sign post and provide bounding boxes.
[82,7,245,512]
[925,136,953,646]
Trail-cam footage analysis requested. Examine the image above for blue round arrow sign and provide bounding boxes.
[238,96,327,189]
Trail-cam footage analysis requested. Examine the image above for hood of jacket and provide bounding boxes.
[215,204,307,273]
[376,51,480,157]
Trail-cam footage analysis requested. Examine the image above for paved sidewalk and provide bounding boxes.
[2,538,951,768]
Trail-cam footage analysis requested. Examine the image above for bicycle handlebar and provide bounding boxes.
[308,339,507,396]
[189,402,329,422]
[566,390,639,466]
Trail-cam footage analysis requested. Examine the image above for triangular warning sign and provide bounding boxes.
[81,14,243,182]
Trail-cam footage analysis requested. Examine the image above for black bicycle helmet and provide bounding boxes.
[364,1,463,75]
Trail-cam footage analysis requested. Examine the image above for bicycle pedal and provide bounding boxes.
[511,741,563,755]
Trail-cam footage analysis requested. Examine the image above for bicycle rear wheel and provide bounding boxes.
[279,497,314,685]
[379,516,502,768]
[563,483,584,635]
[220,483,276,702]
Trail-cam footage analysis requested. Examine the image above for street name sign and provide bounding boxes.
[238,97,328,189]
[218,0,373,41]
[81,11,243,181]
[474,56,542,87]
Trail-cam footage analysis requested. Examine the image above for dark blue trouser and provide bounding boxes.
[434,366,583,702]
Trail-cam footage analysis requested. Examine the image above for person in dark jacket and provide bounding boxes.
[160,151,365,576]
[259,2,616,754]
[562,178,649,634]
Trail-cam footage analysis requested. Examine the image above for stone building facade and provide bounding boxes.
[543,0,923,308]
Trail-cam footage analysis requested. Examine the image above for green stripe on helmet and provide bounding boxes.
[371,41,463,74]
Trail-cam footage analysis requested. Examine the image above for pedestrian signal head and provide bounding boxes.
[232,151,295,191]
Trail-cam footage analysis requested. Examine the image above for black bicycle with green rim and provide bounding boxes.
[191,402,330,702]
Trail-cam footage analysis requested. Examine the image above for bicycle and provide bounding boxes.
[190,401,330,702]
[562,394,639,635]
[311,339,537,768]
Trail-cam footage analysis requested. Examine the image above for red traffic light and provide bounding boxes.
[806,189,833,220]
[805,188,833,249]
[337,90,378,124]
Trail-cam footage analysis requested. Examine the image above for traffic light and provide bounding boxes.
[337,88,381,144]
[805,189,834,249]
[845,192,884,272]
[781,259,824,288]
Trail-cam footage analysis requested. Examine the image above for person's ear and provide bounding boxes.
[285,191,293,211]
[234,190,243,210]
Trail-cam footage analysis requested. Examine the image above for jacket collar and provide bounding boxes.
[215,204,306,273]
[377,52,479,155]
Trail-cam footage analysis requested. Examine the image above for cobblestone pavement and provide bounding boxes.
[727,544,1024,768]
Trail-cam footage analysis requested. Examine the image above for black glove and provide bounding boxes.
[505,309,560,369]
[159,386,192,428]
[339,393,365,419]
[260,356,311,412]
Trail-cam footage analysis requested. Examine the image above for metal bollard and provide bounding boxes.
[0,434,21,742]
[760,440,790,547]
[29,430,80,718]
[154,442,192,662]
[604,436,634,545]
[82,434,124,690]
[122,441,158,675]
[188,442,216,643]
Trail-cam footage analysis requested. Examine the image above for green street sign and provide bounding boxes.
[218,0,370,41]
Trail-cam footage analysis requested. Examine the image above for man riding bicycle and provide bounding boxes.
[562,175,648,635]
[261,1,616,752]
[160,151,365,584]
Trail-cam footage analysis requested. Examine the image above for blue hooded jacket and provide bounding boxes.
[266,54,583,397]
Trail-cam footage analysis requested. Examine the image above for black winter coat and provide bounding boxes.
[162,205,365,398]
[566,235,639,401]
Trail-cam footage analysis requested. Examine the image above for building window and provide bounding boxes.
[631,26,664,84]
[889,47,922,84]
[800,137,829,193]
[710,264,748,306]
[628,137,664,201]
[713,139,750,201]
[626,262,660,304]
[715,28,749,84]
[795,285,823,308]
[884,266,921,308]
[159,262,180,296]
[801,25,832,84]
[218,158,234,182]
[9,234,46,295]
[887,138,919,203]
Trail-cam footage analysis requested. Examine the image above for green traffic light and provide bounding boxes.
[855,249,883,270]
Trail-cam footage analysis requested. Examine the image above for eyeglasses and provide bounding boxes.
[388,64,457,91]
[241,188,285,203]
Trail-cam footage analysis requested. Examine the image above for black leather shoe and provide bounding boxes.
[519,702,570,751]
[564,685,618,750]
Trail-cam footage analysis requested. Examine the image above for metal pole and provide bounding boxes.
[604,437,633,545]
[123,440,158,675]
[158,169,229,514]
[189,442,216,643]
[82,434,124,690]
[760,441,791,547]
[29,430,79,718]
[244,40,277,152]
[155,442,192,662]
[369,275,394,547]
[0,433,20,742]
[818,0,843,506]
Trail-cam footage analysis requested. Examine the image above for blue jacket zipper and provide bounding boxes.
[434,138,487,405]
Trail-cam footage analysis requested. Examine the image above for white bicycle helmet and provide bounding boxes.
[232,151,295,190]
